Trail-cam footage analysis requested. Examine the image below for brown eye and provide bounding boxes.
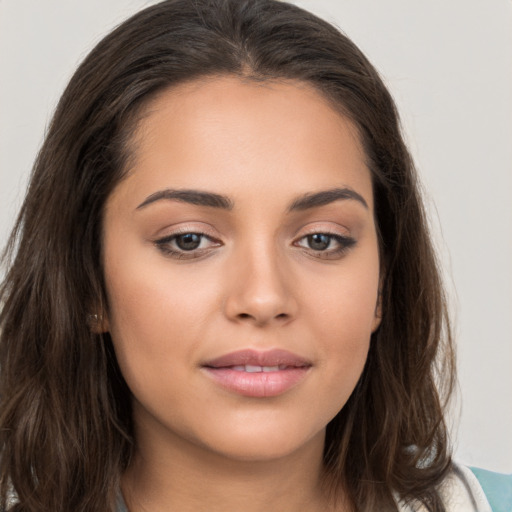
[307,234,331,251]
[295,232,357,259]
[175,233,202,251]
[154,231,221,259]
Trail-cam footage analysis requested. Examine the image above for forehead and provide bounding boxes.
[114,76,373,212]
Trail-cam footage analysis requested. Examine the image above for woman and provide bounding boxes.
[0,1,509,511]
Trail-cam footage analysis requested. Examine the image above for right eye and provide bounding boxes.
[154,232,221,259]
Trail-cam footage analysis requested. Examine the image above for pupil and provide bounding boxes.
[176,233,201,250]
[308,234,330,250]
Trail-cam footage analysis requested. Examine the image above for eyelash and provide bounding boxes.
[154,230,220,260]
[154,231,356,260]
[294,232,356,259]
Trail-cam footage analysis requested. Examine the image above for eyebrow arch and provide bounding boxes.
[136,188,234,210]
[287,187,369,212]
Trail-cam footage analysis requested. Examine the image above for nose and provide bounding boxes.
[223,241,298,326]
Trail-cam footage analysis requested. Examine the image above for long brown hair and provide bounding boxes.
[0,1,455,510]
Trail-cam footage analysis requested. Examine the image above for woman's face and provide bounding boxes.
[102,76,381,462]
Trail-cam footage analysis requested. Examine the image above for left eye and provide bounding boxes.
[301,233,333,251]
[295,233,355,255]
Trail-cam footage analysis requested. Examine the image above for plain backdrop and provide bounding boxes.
[1,0,511,473]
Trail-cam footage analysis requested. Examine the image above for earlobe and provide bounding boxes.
[87,313,110,333]
[372,308,382,333]
[371,288,383,333]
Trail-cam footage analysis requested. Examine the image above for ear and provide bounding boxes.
[371,282,383,333]
[88,312,110,334]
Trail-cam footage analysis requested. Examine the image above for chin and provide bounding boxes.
[189,421,326,463]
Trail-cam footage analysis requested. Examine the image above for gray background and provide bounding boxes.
[1,0,511,472]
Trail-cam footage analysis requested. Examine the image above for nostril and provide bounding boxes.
[236,312,288,322]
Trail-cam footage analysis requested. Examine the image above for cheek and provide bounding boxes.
[103,248,229,388]
[303,254,379,391]
[103,268,210,428]
[307,254,380,336]
[105,262,212,348]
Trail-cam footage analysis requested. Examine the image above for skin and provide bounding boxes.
[102,76,381,512]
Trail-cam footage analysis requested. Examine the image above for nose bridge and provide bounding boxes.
[223,232,296,325]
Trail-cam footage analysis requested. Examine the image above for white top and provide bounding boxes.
[397,465,492,512]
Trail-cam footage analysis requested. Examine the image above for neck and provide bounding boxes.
[122,427,339,512]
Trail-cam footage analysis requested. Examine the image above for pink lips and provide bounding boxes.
[201,349,311,398]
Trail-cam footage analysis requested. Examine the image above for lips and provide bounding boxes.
[201,349,311,397]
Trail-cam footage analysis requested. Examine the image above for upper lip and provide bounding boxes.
[203,349,311,368]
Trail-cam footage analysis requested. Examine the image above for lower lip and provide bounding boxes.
[202,367,310,397]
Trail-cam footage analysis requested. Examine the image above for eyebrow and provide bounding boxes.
[136,189,234,210]
[136,186,368,212]
[287,187,368,211]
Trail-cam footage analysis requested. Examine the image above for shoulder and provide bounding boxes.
[397,463,512,512]
[469,466,512,512]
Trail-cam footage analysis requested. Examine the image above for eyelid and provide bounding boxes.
[153,222,220,239]
[291,223,357,259]
[153,223,223,259]
[293,221,351,238]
